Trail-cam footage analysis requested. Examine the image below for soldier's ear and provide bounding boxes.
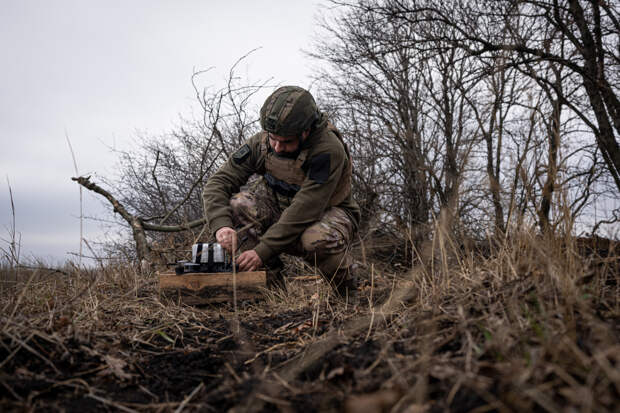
[300,130,310,142]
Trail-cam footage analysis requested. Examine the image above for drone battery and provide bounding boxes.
[192,243,203,264]
[212,243,226,272]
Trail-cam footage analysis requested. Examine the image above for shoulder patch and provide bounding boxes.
[309,153,330,184]
[232,144,251,164]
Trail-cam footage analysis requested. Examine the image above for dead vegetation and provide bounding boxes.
[1,228,618,412]
[3,2,617,411]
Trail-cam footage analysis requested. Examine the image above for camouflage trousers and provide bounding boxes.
[229,178,355,285]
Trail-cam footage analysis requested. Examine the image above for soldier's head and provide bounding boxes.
[260,86,319,154]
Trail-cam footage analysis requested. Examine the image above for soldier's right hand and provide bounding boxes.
[216,227,237,252]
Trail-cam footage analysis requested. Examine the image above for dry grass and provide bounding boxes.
[0,228,618,412]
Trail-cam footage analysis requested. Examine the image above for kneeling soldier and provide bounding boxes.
[202,86,360,299]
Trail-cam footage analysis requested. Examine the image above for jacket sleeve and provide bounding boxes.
[202,136,262,236]
[253,145,347,262]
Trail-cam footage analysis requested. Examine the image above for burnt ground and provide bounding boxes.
[1,241,619,412]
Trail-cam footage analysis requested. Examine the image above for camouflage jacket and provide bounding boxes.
[202,113,360,263]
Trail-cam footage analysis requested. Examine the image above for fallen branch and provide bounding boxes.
[71,176,207,263]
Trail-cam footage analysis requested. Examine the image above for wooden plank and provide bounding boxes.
[158,271,267,305]
[159,271,266,291]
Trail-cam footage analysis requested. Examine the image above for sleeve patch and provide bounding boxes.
[309,153,330,184]
[232,144,251,164]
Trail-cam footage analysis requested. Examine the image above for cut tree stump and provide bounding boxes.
[158,271,266,305]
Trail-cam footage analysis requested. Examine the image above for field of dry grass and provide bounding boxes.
[0,229,618,412]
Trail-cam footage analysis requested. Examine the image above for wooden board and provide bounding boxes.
[158,270,266,304]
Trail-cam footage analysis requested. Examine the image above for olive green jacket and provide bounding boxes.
[202,114,360,263]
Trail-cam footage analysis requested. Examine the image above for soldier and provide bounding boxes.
[202,86,360,299]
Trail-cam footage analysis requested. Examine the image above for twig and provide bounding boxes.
[0,376,22,400]
[255,393,291,407]
[45,264,106,316]
[65,130,83,268]
[83,239,104,271]
[271,371,301,394]
[2,176,21,287]
[15,264,69,276]
[365,264,376,341]
[244,341,297,365]
[151,150,169,215]
[160,151,221,226]
[593,347,620,394]
[88,393,139,413]
[173,381,204,413]
[2,268,37,332]
[232,235,239,334]
[71,176,151,262]
[3,331,61,375]
[0,332,35,371]
[290,275,321,281]
[24,377,92,405]
[225,362,242,384]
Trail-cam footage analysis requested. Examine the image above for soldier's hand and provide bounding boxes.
[236,250,263,272]
[216,227,237,252]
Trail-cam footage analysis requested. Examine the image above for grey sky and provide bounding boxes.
[1,0,327,263]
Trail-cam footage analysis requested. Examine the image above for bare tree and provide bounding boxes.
[312,3,480,244]
[74,59,269,265]
[317,0,617,239]
[358,0,620,192]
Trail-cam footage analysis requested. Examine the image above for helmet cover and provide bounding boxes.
[260,86,319,137]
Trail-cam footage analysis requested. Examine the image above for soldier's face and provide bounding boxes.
[268,133,301,154]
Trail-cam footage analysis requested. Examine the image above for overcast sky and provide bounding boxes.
[0,0,328,264]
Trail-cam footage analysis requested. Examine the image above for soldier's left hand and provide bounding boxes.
[236,250,263,271]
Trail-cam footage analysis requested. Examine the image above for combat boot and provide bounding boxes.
[265,256,287,292]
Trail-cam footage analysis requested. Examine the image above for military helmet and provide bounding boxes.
[260,86,319,137]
